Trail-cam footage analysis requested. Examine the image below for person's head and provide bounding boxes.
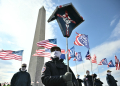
[50,46,61,59]
[93,73,97,78]
[21,63,27,71]
[107,70,112,75]
[76,74,80,78]
[86,70,90,75]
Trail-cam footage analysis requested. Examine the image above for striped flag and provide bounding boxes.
[37,39,57,49]
[98,58,108,65]
[68,49,71,60]
[85,50,91,60]
[74,32,89,49]
[108,60,115,67]
[119,62,120,70]
[91,54,97,64]
[0,50,23,61]
[115,55,119,70]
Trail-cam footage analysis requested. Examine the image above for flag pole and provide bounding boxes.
[96,56,100,79]
[66,37,69,72]
[82,60,85,74]
[21,50,24,67]
[89,49,94,86]
[75,61,78,74]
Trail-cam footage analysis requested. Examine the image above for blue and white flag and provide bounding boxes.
[60,54,66,59]
[76,52,82,61]
[108,60,115,67]
[74,32,89,49]
[70,46,75,58]
[98,58,108,65]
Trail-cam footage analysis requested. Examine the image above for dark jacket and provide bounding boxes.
[85,75,94,86]
[11,68,31,86]
[41,58,78,86]
[94,79,103,86]
[106,74,117,86]
[77,78,83,86]
[83,77,87,86]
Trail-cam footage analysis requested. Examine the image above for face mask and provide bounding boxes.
[77,76,80,79]
[21,67,26,71]
[86,72,90,75]
[107,72,111,75]
[51,51,61,59]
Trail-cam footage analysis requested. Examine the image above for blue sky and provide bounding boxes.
[0,0,120,85]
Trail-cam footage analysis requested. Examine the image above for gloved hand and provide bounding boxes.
[62,72,72,82]
[66,81,73,86]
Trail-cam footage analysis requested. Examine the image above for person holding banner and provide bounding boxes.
[41,46,78,86]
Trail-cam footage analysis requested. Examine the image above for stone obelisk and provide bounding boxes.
[28,6,46,86]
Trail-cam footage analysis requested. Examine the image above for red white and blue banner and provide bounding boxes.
[74,32,89,49]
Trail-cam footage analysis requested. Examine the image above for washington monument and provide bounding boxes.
[28,6,46,86]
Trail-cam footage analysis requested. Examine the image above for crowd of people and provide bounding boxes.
[76,69,118,86]
[0,46,119,86]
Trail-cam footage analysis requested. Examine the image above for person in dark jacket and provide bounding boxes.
[106,70,118,86]
[85,70,95,86]
[76,74,83,86]
[83,75,87,86]
[0,83,1,86]
[11,63,31,86]
[41,46,78,86]
[93,74,103,86]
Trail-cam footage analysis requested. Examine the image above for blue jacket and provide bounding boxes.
[106,74,117,86]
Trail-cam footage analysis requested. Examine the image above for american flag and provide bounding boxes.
[119,62,120,70]
[74,32,89,49]
[0,50,23,61]
[115,55,119,70]
[108,60,115,67]
[37,39,57,49]
[98,58,108,65]
[33,48,66,59]
[85,50,91,60]
[91,54,97,64]
[73,52,78,61]
[68,49,71,60]
[115,55,119,64]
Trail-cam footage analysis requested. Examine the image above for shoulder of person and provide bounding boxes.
[44,61,53,66]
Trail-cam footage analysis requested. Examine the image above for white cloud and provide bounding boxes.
[110,18,116,26]
[90,40,120,62]
[111,20,120,38]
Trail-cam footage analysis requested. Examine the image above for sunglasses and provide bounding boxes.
[22,66,26,67]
